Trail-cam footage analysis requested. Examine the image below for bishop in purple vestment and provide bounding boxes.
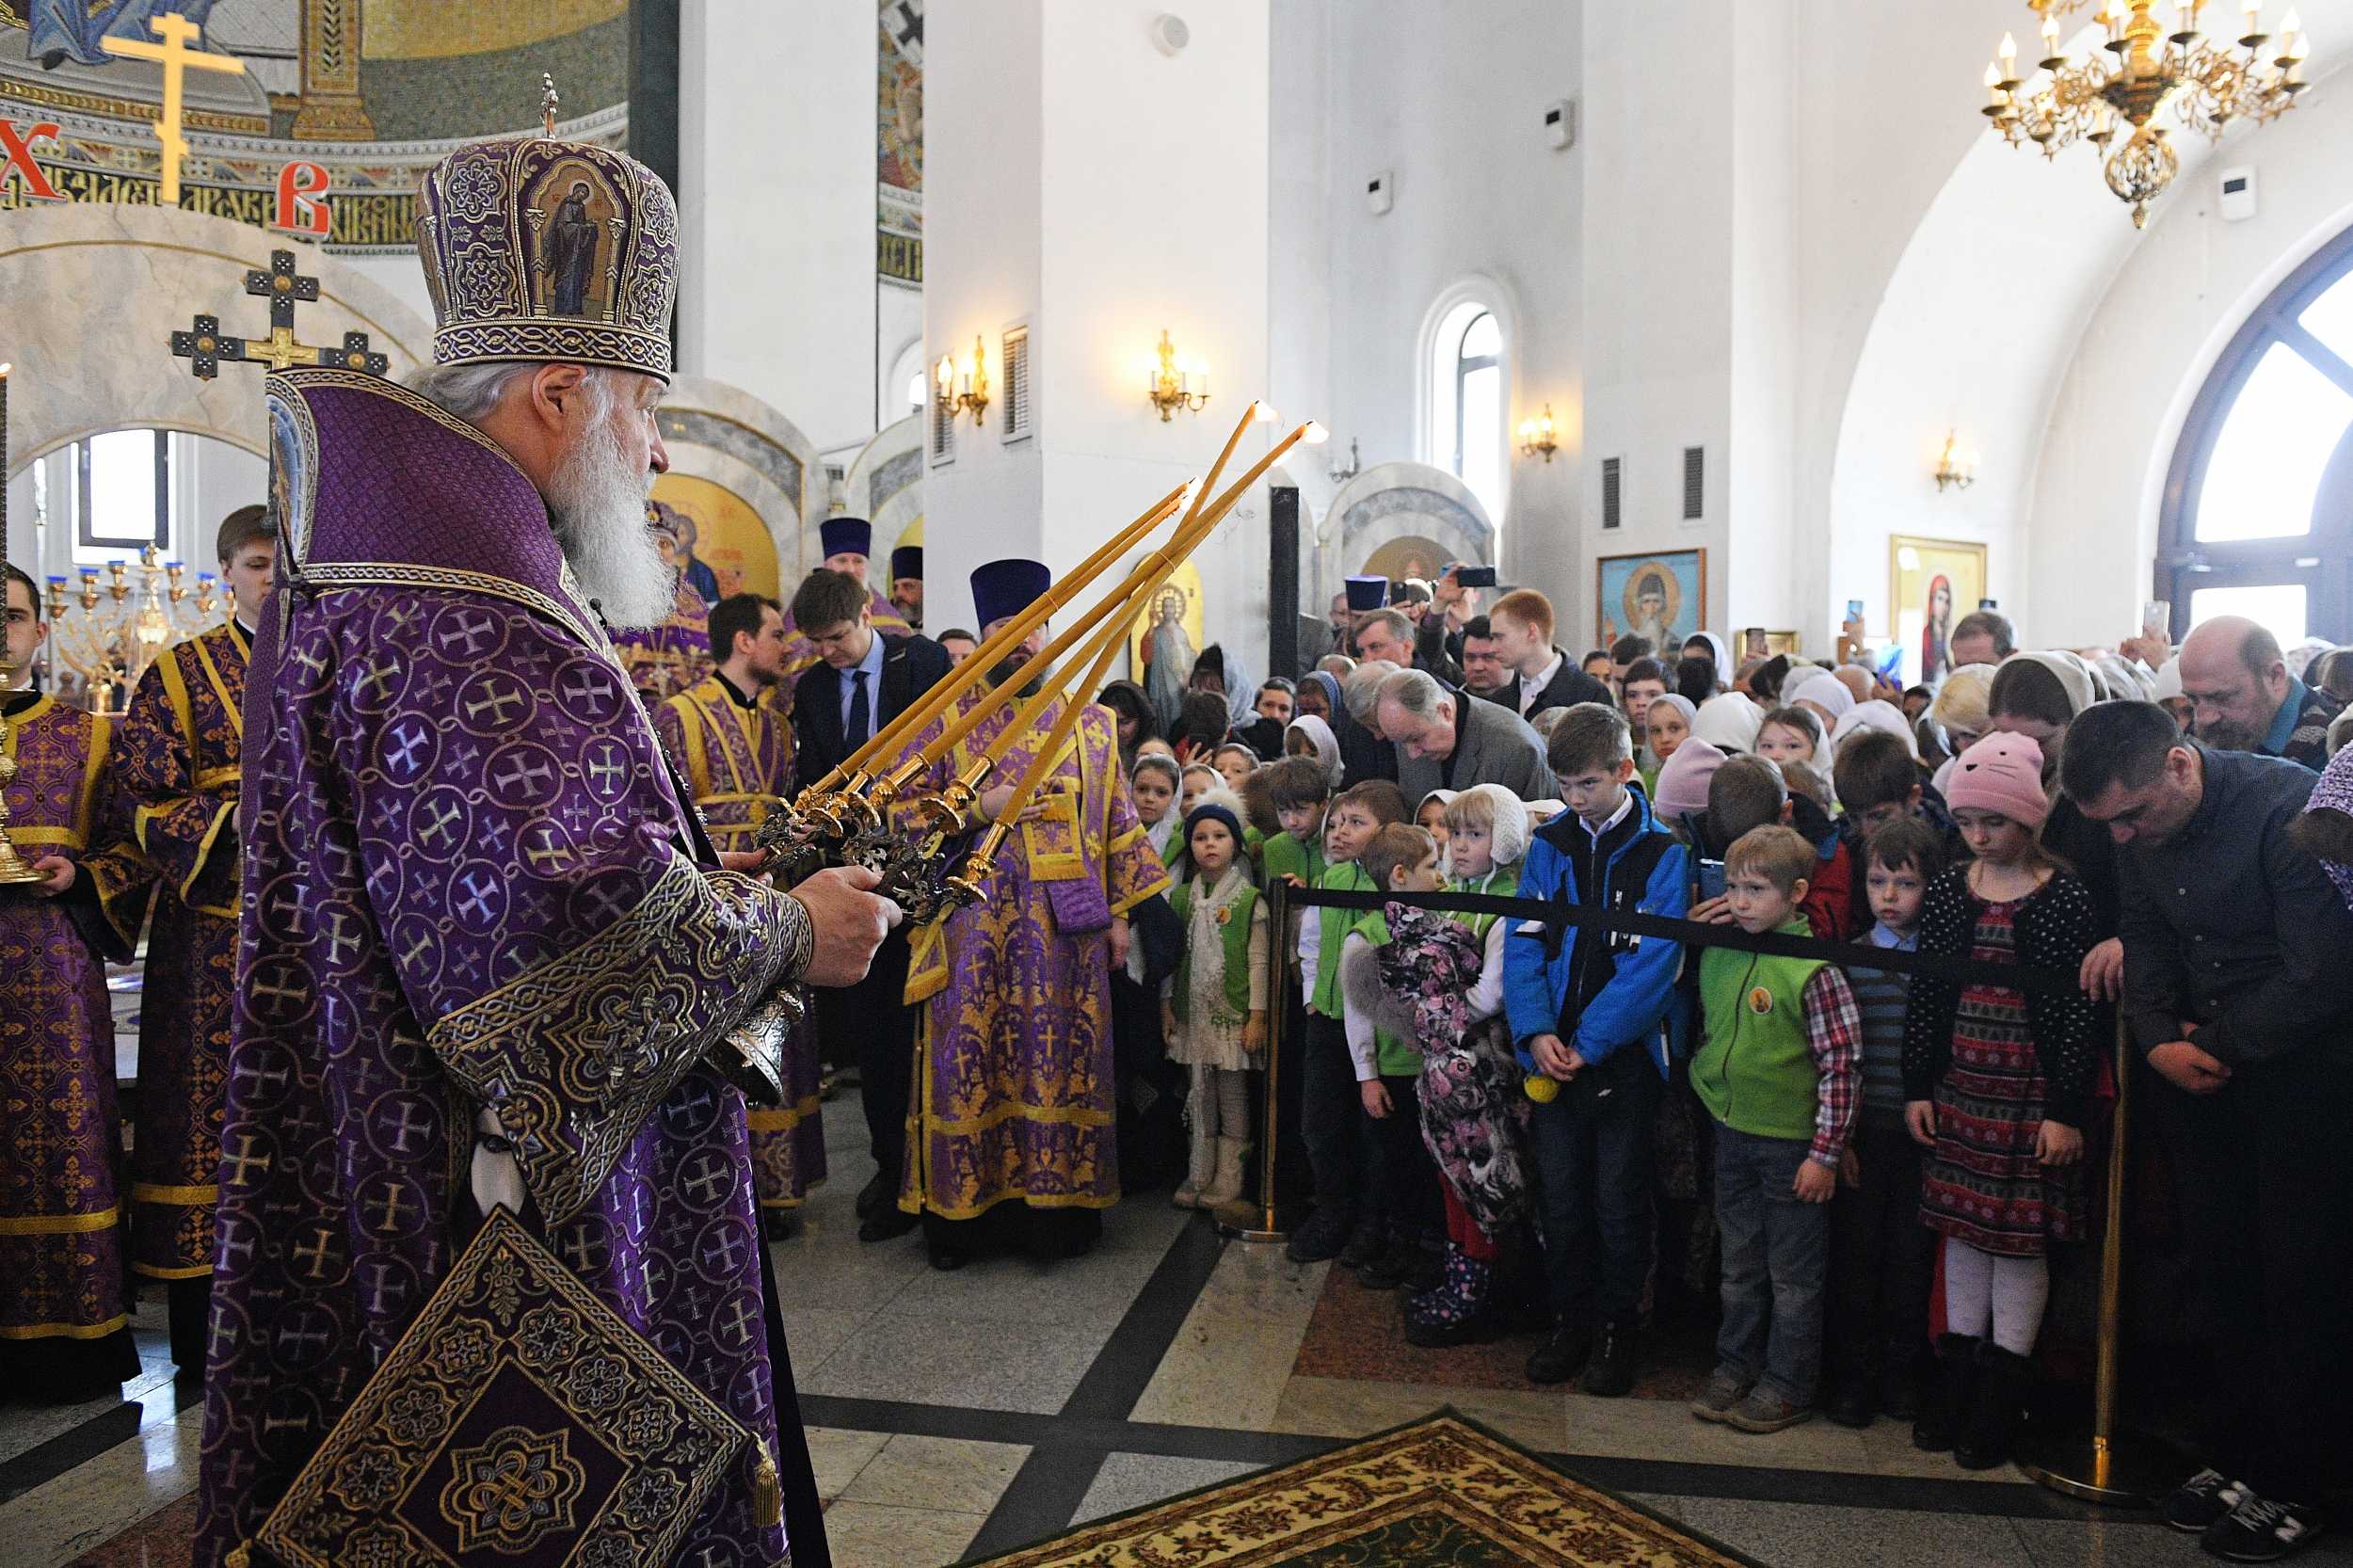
[193,135,892,1568]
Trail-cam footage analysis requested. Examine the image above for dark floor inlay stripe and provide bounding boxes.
[0,1375,201,1507]
[961,1447,1110,1562]
[1058,1214,1227,1421]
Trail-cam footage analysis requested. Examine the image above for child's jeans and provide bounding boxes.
[1301,1014,1369,1224]
[1527,1044,1663,1328]
[1713,1125,1832,1407]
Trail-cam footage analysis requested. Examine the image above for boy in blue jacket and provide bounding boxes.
[1505,703,1690,1395]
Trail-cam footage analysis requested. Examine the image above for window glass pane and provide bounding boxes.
[83,430,158,553]
[1460,311,1499,360]
[2297,268,2353,364]
[2187,583,2307,648]
[1460,361,1502,522]
[905,371,926,410]
[2196,344,2351,542]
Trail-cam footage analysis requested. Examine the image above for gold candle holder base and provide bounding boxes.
[2015,1425,2186,1507]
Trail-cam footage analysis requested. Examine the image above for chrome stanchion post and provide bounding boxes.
[1221,875,1289,1242]
[2017,1016,2183,1504]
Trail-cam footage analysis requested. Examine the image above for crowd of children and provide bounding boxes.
[1109,647,2115,1476]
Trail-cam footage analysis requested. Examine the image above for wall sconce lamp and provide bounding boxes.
[936,335,989,424]
[1145,329,1210,421]
[1933,429,1978,492]
[1516,404,1559,462]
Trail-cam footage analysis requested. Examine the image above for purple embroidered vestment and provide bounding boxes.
[193,369,823,1568]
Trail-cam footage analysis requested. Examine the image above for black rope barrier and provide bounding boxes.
[1285,883,2088,996]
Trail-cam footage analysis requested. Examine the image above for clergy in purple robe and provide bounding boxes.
[650,593,825,1224]
[894,559,1171,1269]
[0,563,151,1400]
[103,504,274,1370]
[192,134,893,1568]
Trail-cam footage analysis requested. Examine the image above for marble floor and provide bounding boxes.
[4,1102,2344,1568]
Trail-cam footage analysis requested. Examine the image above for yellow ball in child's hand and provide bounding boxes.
[1522,1074,1560,1104]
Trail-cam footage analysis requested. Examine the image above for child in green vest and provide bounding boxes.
[1161,792,1269,1209]
[1260,757,1329,891]
[1689,824,1863,1435]
[1339,823,1450,1293]
[1288,778,1409,1266]
[1401,784,1535,1346]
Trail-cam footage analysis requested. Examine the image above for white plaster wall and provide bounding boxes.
[920,0,1045,636]
[680,0,873,451]
[2033,79,2353,647]
[1310,0,1581,603]
[1578,0,1731,647]
[1725,0,1801,635]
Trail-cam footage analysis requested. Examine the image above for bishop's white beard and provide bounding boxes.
[548,410,671,629]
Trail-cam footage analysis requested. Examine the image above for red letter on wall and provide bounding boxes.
[275,160,332,236]
[0,120,65,202]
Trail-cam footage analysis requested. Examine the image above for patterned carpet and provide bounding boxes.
[1291,1267,1714,1402]
[970,1414,1761,1568]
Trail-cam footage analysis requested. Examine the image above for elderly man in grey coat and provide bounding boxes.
[1379,667,1559,803]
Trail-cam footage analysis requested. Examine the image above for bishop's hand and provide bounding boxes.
[791,863,903,987]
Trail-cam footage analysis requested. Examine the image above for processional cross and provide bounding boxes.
[99,13,245,207]
[170,249,390,380]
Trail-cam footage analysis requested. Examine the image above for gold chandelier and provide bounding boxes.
[1982,1,2309,227]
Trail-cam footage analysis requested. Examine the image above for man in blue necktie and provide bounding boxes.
[789,568,952,1236]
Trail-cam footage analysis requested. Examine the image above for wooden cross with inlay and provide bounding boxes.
[169,248,389,379]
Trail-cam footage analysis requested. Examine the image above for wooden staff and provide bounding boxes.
[864,401,1290,799]
[945,419,1326,882]
[805,476,1197,795]
[928,416,1324,790]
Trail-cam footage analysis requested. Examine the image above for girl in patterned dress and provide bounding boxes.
[1901,733,2098,1472]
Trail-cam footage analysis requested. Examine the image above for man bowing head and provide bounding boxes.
[195,132,887,1568]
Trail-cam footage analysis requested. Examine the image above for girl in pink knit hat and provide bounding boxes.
[1899,732,2099,1474]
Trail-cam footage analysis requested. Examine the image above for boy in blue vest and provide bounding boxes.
[1688,824,1863,1434]
[1504,703,1689,1394]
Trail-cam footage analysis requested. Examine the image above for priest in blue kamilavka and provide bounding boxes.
[895,559,1171,1269]
[193,129,894,1568]
[778,516,910,681]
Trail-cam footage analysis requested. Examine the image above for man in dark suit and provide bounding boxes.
[1489,587,1612,719]
[788,568,953,1239]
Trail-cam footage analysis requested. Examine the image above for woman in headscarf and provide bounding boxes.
[1284,712,1344,785]
[1787,668,1857,731]
[1832,699,1920,761]
[1926,664,1999,794]
[1192,643,1259,733]
[1683,631,1737,692]
[1295,668,1343,726]
[1693,691,1763,754]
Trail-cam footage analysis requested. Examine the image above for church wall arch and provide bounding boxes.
[1324,460,1494,598]
[0,203,432,478]
[840,412,923,586]
[650,376,822,610]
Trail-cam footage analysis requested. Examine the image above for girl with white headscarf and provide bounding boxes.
[1684,631,1736,690]
[1284,713,1344,785]
[1693,691,1763,753]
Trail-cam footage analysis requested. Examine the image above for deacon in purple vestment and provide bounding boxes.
[894,560,1170,1267]
[193,133,892,1568]
[0,565,150,1399]
[104,504,276,1369]
[650,595,825,1222]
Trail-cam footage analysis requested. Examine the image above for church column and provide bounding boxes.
[1580,0,1801,645]
[923,0,1273,661]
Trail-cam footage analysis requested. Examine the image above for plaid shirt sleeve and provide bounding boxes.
[1801,966,1864,1166]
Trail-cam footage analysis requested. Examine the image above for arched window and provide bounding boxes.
[2161,223,2353,646]
[1427,299,1504,525]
